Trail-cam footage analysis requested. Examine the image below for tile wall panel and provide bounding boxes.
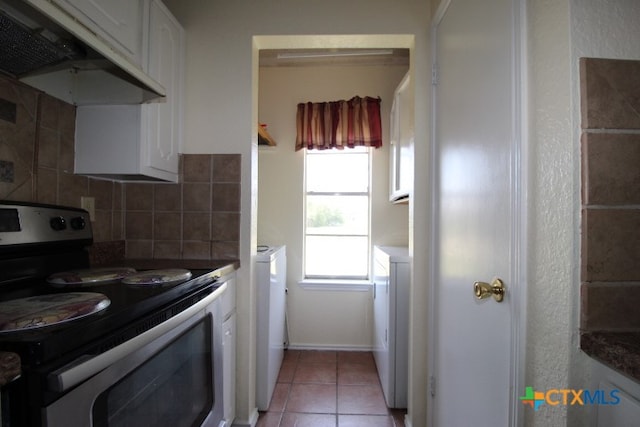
[0,75,241,260]
[183,154,211,182]
[582,209,640,282]
[581,133,640,205]
[124,154,241,261]
[580,57,640,332]
[580,58,640,129]
[581,283,640,331]
[0,75,124,243]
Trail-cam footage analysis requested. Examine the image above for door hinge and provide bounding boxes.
[429,375,436,397]
[432,64,439,86]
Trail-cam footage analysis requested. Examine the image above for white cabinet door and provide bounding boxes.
[220,274,237,320]
[219,273,236,426]
[389,71,413,202]
[222,313,236,426]
[74,0,183,182]
[51,0,145,65]
[75,105,142,177]
[142,0,183,178]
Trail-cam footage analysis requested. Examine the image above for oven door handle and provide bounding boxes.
[48,282,227,393]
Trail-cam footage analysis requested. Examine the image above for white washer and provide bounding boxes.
[255,245,287,411]
[373,245,409,408]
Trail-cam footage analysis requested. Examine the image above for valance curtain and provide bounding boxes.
[295,96,382,151]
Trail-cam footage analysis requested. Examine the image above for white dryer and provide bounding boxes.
[255,245,287,411]
[373,245,409,408]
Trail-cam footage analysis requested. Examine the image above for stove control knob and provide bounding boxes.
[70,216,86,230]
[50,216,67,231]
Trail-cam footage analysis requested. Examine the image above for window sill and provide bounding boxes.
[298,279,372,292]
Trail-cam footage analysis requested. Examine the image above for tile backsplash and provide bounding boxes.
[0,74,108,212]
[580,57,640,331]
[124,154,241,260]
[0,74,240,261]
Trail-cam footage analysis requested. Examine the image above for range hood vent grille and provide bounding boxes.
[0,1,165,104]
[0,11,84,77]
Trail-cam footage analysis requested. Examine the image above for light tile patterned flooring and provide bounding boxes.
[257,350,406,427]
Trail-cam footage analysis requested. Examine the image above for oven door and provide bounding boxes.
[43,289,225,427]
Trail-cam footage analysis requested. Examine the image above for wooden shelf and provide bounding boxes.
[258,125,277,146]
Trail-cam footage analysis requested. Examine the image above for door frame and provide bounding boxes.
[426,0,528,425]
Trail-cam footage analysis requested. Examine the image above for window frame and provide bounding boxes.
[302,147,372,281]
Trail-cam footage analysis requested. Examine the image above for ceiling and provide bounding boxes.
[259,48,410,67]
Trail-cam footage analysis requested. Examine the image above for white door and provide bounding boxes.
[431,0,524,425]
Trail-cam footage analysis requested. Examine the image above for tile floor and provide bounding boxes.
[257,350,406,427]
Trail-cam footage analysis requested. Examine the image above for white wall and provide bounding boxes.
[526,1,575,425]
[258,64,409,349]
[162,1,431,426]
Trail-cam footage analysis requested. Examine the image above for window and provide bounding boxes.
[303,147,371,279]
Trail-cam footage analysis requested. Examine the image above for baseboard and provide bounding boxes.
[286,343,373,352]
[404,413,413,427]
[231,407,259,427]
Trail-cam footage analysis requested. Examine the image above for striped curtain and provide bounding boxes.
[295,96,382,151]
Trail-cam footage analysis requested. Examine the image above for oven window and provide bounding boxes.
[93,317,214,427]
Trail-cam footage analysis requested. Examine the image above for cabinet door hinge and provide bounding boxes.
[432,64,439,86]
[429,375,436,397]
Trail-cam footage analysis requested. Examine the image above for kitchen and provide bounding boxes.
[2,0,640,427]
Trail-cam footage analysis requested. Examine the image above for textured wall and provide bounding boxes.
[570,2,640,424]
[526,0,575,425]
[524,1,640,425]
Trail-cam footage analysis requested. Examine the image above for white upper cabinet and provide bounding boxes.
[51,0,146,66]
[389,71,414,203]
[143,0,183,178]
[74,0,184,182]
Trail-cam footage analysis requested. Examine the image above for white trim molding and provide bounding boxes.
[298,279,372,292]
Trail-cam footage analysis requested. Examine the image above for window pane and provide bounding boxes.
[306,195,368,235]
[306,152,369,193]
[305,235,369,277]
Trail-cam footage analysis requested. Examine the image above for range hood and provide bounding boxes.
[0,0,165,104]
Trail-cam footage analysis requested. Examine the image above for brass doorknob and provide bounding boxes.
[473,278,505,302]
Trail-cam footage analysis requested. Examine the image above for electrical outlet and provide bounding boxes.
[81,196,95,220]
